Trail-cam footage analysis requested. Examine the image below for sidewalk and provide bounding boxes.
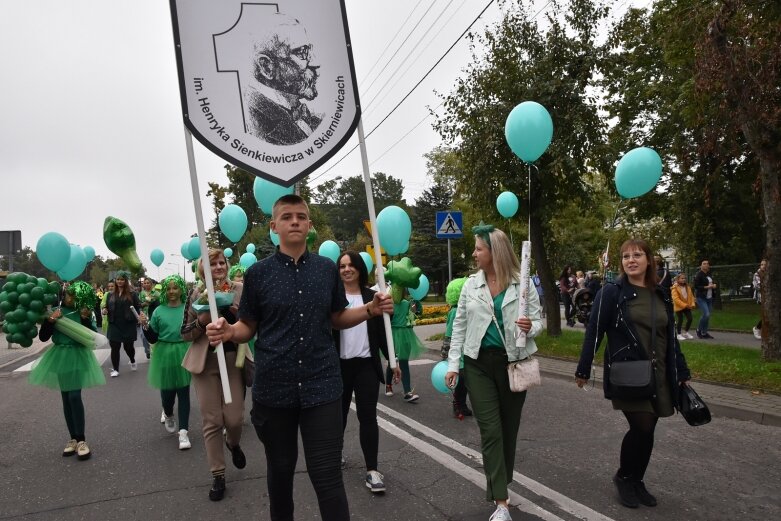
[414,323,781,427]
[0,333,49,370]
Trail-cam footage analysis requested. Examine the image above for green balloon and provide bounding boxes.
[5,323,18,335]
[30,287,44,300]
[18,293,31,307]
[0,301,11,313]
[47,281,61,295]
[2,281,16,293]
[6,292,19,305]
[1,323,10,334]
[0,291,7,303]
[26,327,38,339]
[9,273,26,284]
[19,282,34,294]
[19,336,33,348]
[10,332,25,344]
[37,278,49,290]
[26,310,40,323]
[26,275,37,284]
[18,320,32,333]
[28,300,44,313]
[43,294,58,306]
[12,309,26,322]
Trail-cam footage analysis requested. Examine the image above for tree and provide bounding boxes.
[434,0,610,334]
[697,0,781,360]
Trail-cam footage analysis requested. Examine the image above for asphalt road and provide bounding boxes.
[1,343,779,521]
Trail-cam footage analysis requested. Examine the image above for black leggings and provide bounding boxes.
[676,309,693,334]
[619,411,658,481]
[253,398,348,521]
[109,340,135,370]
[562,293,574,322]
[61,390,85,441]
[340,357,380,471]
[161,386,191,431]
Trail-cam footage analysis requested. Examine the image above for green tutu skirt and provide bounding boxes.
[392,326,425,360]
[148,340,191,390]
[28,344,105,392]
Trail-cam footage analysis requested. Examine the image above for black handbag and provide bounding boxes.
[608,360,656,399]
[677,384,711,426]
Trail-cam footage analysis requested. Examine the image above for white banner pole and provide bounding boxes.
[356,119,396,368]
[183,127,233,404]
[516,240,531,348]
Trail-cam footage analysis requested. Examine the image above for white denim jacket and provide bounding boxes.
[447,271,543,373]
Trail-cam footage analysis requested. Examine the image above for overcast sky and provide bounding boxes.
[0,0,638,278]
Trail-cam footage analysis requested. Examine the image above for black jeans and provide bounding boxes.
[676,309,693,334]
[340,357,379,471]
[562,292,574,323]
[161,386,190,431]
[109,340,135,370]
[253,398,349,521]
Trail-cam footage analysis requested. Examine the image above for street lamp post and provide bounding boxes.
[169,253,186,283]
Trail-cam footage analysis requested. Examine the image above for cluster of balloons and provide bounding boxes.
[0,272,60,347]
[180,236,201,261]
[36,232,95,281]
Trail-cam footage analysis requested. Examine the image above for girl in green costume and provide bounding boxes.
[141,275,193,450]
[29,281,105,460]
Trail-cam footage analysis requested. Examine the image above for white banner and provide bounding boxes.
[170,0,361,185]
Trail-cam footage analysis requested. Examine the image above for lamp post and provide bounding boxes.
[169,253,186,283]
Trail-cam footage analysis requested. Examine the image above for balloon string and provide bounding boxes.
[508,218,514,247]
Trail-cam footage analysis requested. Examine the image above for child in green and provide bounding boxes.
[142,275,192,450]
[441,278,472,418]
[29,281,104,460]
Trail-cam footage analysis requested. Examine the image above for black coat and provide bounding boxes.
[576,277,691,402]
[332,287,390,384]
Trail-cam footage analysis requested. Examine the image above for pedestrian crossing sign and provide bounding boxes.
[436,211,463,239]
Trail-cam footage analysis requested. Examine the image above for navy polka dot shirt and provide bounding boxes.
[239,249,348,408]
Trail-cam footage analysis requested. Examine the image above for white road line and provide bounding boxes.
[13,349,112,373]
[375,402,615,521]
[407,359,435,366]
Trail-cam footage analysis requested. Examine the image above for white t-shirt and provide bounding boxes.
[340,293,371,359]
[706,276,713,299]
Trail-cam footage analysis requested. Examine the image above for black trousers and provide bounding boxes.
[253,398,349,521]
[340,357,380,471]
[109,340,135,370]
[61,390,85,441]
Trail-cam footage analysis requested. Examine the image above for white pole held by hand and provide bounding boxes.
[516,240,531,348]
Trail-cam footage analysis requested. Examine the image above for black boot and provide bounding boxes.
[209,475,226,501]
[460,403,473,416]
[452,401,464,419]
[613,472,639,508]
[226,442,246,469]
[634,480,657,507]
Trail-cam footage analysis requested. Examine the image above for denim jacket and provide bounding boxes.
[447,271,543,373]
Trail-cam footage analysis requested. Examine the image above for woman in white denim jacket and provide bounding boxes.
[445,225,542,521]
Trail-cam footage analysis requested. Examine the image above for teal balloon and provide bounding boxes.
[269,228,280,247]
[253,177,295,216]
[409,273,429,300]
[83,245,96,263]
[218,204,248,243]
[180,241,194,260]
[188,237,202,260]
[359,252,374,273]
[150,248,164,267]
[224,247,234,258]
[614,147,663,199]
[56,244,87,281]
[376,206,412,256]
[504,101,553,163]
[246,243,256,254]
[431,361,453,394]
[496,191,519,218]
[239,252,257,268]
[318,240,340,263]
[36,232,71,272]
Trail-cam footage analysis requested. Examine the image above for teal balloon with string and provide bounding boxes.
[496,191,519,218]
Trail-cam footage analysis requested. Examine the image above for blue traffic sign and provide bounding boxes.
[436,211,463,239]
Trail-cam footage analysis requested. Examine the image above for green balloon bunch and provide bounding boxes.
[0,272,60,347]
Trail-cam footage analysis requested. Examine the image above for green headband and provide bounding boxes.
[115,270,131,281]
[67,281,97,310]
[472,222,495,249]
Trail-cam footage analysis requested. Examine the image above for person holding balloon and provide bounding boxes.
[180,248,247,501]
[332,250,400,493]
[444,224,542,521]
[106,271,143,377]
[140,274,193,451]
[29,282,105,460]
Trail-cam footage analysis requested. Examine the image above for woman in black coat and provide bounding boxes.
[333,251,400,494]
[575,239,690,509]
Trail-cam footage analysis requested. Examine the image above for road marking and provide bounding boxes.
[374,402,614,521]
[407,359,435,366]
[13,349,112,373]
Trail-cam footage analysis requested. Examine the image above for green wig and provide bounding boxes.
[67,281,97,311]
[228,264,246,281]
[445,277,467,307]
[160,274,186,303]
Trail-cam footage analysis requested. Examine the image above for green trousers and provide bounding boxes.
[464,348,527,502]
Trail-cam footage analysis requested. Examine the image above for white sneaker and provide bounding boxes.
[178,429,191,450]
[753,327,762,340]
[164,415,177,434]
[160,410,166,423]
[110,369,119,377]
[489,504,512,521]
[685,332,694,339]
[365,470,385,493]
[677,334,687,341]
[129,362,137,371]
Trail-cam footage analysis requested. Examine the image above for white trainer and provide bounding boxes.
[110,369,119,377]
[684,332,694,339]
[178,429,191,450]
[129,362,137,371]
[164,415,177,434]
[753,327,762,340]
[365,470,385,493]
[489,504,512,521]
[160,410,166,423]
[676,334,687,341]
